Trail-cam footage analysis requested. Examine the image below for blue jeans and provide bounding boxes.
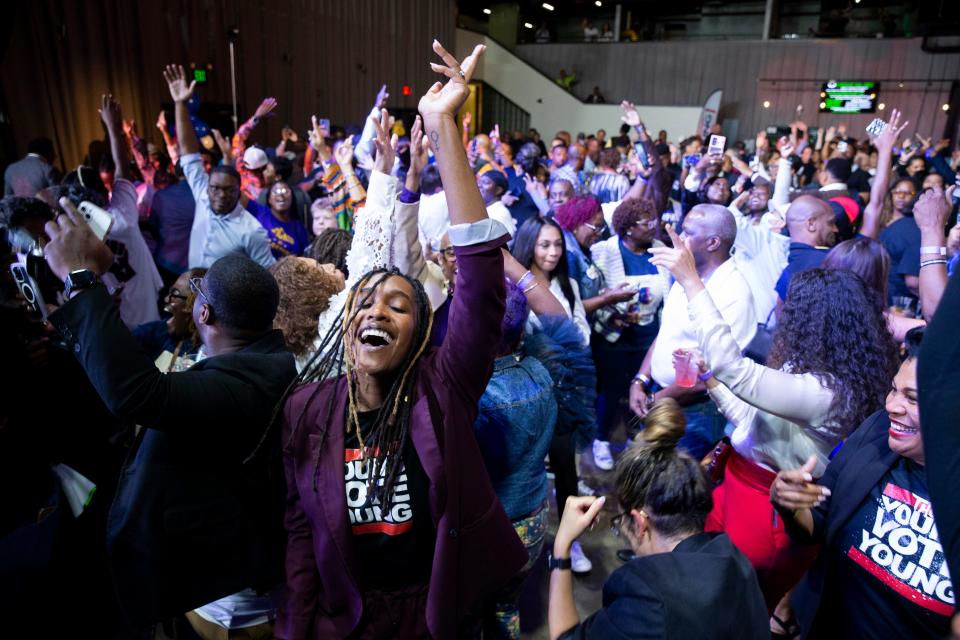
[677,398,726,461]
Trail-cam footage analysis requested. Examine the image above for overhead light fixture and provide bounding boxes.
[595,0,602,5]
[944,103,951,111]
[542,2,554,10]
[762,100,771,109]
[878,103,886,110]
[898,82,904,88]
[819,102,826,109]
[483,8,491,14]
[524,22,534,29]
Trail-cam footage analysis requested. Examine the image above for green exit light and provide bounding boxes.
[194,69,207,83]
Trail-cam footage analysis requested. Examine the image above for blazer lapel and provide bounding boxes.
[827,430,899,543]
[409,391,446,524]
[306,378,358,578]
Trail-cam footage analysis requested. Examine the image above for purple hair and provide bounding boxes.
[555,194,600,231]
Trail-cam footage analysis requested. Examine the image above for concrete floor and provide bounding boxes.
[519,448,629,639]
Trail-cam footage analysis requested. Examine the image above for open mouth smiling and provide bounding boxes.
[888,419,919,439]
[358,326,394,349]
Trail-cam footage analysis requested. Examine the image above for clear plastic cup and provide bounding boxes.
[673,349,698,388]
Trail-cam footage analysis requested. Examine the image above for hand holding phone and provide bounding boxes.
[78,201,113,240]
[708,135,726,157]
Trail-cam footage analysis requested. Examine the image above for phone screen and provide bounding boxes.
[708,135,726,156]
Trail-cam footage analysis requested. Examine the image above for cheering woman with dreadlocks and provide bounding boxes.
[275,41,527,639]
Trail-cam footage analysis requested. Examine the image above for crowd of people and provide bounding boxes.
[2,36,959,640]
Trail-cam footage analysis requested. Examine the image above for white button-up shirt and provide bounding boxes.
[182,153,275,269]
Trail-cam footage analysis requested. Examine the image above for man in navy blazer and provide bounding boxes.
[42,198,296,627]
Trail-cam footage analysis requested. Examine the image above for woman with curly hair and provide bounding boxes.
[268,257,343,370]
[587,197,669,471]
[307,228,351,280]
[650,227,900,621]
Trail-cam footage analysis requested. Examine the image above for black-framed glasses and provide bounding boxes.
[188,277,210,305]
[165,288,188,302]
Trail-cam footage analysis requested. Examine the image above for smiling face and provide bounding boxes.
[706,177,730,204]
[747,184,771,213]
[533,224,564,276]
[208,171,241,214]
[164,272,194,337]
[268,182,293,213]
[347,275,417,377]
[886,358,922,465]
[574,210,605,249]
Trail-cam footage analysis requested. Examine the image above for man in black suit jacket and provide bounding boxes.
[42,197,297,627]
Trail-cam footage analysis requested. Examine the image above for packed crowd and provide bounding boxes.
[2,38,959,640]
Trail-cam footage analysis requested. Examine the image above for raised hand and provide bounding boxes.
[309,115,331,161]
[872,108,908,154]
[122,119,137,139]
[649,225,702,293]
[769,456,830,511]
[44,198,115,282]
[914,186,955,234]
[156,110,168,131]
[334,137,356,174]
[253,97,278,121]
[99,94,123,132]
[374,84,389,110]
[409,115,429,176]
[419,40,485,121]
[524,173,546,199]
[210,129,233,164]
[370,108,398,174]
[461,110,472,130]
[163,64,196,103]
[620,100,641,127]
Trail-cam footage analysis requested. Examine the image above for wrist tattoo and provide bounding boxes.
[429,130,440,152]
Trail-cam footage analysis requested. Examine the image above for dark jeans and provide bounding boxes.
[591,334,647,442]
[549,432,577,519]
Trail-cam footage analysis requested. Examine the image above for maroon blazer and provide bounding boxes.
[277,235,528,639]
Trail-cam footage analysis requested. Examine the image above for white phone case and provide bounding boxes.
[78,201,113,240]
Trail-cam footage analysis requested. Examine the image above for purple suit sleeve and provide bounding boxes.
[434,234,509,404]
[276,401,318,639]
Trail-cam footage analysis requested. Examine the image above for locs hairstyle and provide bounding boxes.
[249,267,434,509]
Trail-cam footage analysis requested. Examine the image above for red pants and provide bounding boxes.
[706,450,819,613]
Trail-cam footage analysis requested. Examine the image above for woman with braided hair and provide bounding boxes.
[275,41,526,640]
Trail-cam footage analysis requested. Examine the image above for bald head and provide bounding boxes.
[786,196,838,248]
[681,204,737,270]
[689,204,737,249]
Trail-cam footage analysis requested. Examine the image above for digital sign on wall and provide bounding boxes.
[819,81,879,114]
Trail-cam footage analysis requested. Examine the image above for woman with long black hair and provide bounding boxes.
[274,41,527,639]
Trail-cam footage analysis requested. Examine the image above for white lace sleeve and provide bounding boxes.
[315,170,398,343]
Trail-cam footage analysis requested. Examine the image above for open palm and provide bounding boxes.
[163,65,195,102]
[418,41,484,120]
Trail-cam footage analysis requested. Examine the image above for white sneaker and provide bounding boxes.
[592,439,615,471]
[578,480,595,496]
[570,541,593,573]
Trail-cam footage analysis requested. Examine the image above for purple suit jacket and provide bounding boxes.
[277,235,528,639]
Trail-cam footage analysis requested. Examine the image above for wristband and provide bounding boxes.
[632,373,651,388]
[920,246,947,256]
[698,370,715,383]
[920,259,947,268]
[547,552,572,571]
[515,270,535,290]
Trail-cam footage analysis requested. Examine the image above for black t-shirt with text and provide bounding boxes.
[818,457,952,639]
[344,409,435,591]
